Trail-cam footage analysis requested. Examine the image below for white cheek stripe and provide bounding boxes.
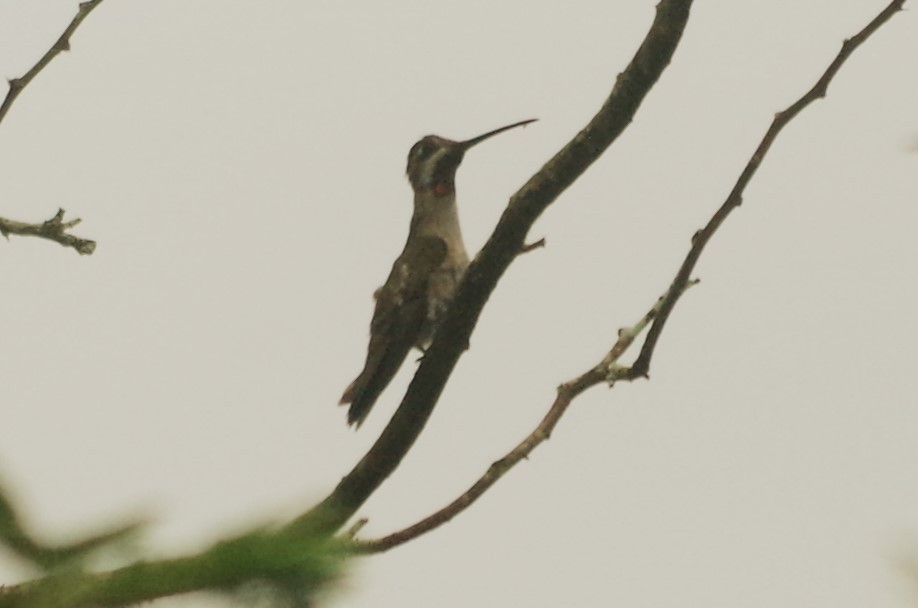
[418,148,449,187]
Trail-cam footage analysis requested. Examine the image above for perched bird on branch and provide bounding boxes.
[340,119,536,427]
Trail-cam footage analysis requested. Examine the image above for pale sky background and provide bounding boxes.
[1,2,917,607]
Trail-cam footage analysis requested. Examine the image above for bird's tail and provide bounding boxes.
[339,371,384,428]
[339,337,414,428]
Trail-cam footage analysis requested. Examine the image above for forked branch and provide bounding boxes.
[289,0,696,537]
[0,209,96,255]
[356,281,698,553]
[353,0,907,553]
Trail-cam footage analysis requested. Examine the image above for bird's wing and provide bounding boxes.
[340,236,447,427]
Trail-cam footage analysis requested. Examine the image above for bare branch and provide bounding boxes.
[289,0,696,537]
[0,209,96,255]
[0,0,105,130]
[355,282,698,553]
[0,3,104,255]
[629,0,907,378]
[352,0,907,553]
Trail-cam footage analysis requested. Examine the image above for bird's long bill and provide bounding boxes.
[459,118,537,150]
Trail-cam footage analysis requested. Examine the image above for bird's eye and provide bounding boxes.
[412,142,430,158]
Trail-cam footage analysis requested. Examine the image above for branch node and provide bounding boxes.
[44,208,66,228]
[75,239,97,255]
[519,237,546,255]
[343,518,368,539]
[604,363,630,385]
[0,209,96,254]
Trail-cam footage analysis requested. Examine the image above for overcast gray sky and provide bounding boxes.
[1,2,917,607]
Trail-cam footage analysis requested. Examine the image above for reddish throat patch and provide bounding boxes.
[433,182,453,197]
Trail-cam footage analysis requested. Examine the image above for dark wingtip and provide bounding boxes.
[346,397,372,428]
[340,374,376,428]
[339,378,359,406]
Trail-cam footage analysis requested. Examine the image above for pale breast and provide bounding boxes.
[416,259,468,349]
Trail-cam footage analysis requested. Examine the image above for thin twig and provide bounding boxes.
[0,2,104,255]
[0,0,105,130]
[355,282,697,554]
[519,237,546,254]
[0,208,96,255]
[629,0,907,378]
[353,0,906,553]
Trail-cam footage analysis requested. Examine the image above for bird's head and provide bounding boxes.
[405,119,536,197]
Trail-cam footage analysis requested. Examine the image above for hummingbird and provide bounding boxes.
[339,118,536,427]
